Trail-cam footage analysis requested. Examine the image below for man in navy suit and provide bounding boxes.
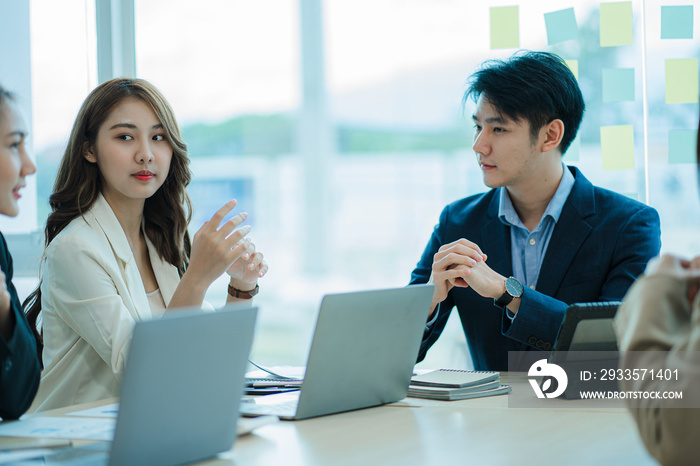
[410,51,661,371]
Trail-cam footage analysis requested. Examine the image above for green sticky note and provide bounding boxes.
[600,1,633,47]
[665,58,699,104]
[603,68,635,102]
[564,59,579,80]
[600,125,635,170]
[565,135,580,162]
[668,129,698,164]
[661,5,693,39]
[544,8,579,45]
[491,6,519,49]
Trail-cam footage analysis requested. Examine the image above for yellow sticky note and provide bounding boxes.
[490,6,519,49]
[665,58,699,104]
[565,59,579,80]
[600,1,633,47]
[600,125,634,170]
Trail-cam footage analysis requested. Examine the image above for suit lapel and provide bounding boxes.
[536,167,595,296]
[88,194,153,320]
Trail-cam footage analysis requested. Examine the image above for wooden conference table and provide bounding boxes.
[12,373,656,466]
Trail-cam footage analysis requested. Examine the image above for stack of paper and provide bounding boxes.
[408,369,511,401]
[244,369,303,395]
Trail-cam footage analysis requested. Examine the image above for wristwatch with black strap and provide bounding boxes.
[493,276,524,310]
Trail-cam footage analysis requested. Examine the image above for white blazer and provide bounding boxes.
[31,194,183,412]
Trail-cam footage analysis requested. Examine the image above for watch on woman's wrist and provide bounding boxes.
[228,283,259,299]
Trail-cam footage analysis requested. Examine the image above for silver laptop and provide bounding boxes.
[40,304,258,466]
[240,284,433,420]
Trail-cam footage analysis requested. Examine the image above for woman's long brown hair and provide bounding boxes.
[24,78,193,364]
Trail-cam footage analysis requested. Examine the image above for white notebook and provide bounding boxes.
[408,380,501,396]
[408,384,511,401]
[410,369,499,388]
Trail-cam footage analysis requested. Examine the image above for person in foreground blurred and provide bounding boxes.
[615,114,700,466]
[0,83,39,419]
[26,78,268,411]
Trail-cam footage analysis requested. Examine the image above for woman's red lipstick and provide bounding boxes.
[133,170,154,181]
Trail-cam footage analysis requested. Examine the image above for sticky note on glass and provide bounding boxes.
[565,136,580,162]
[600,1,633,47]
[665,58,699,104]
[668,129,698,164]
[601,125,634,170]
[603,68,635,102]
[491,6,519,49]
[661,5,693,39]
[544,8,579,45]
[564,59,579,80]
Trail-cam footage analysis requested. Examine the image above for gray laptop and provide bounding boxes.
[40,304,257,466]
[240,284,433,420]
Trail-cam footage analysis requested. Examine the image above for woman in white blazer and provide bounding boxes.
[26,78,268,411]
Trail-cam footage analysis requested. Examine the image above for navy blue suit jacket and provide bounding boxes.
[0,232,40,419]
[410,166,661,371]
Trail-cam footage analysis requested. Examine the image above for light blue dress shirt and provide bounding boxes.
[426,164,575,329]
[499,164,575,319]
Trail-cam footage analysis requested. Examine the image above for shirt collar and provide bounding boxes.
[498,163,575,228]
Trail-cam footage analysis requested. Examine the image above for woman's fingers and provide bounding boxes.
[246,251,264,271]
[203,200,237,231]
[218,212,249,238]
[255,259,268,278]
[238,239,256,262]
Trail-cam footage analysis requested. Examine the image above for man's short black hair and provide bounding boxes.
[464,51,585,155]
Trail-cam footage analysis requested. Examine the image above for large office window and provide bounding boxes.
[1,0,97,234]
[134,0,311,364]
[30,0,98,227]
[5,0,698,369]
[644,0,700,254]
[0,0,97,297]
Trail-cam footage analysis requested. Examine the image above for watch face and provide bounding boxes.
[505,277,524,297]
